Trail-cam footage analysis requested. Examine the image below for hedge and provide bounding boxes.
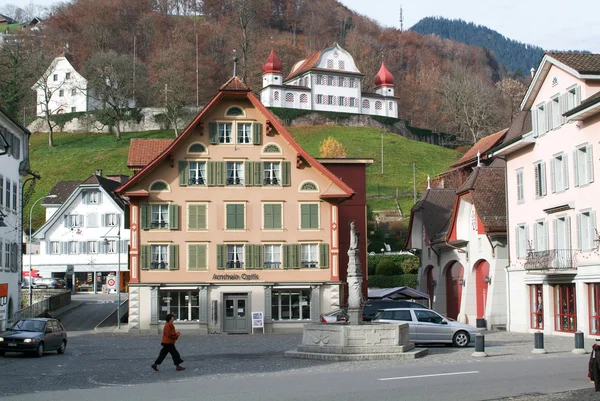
[367,274,418,288]
[367,254,419,275]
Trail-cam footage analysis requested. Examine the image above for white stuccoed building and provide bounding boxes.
[0,109,31,330]
[260,43,398,118]
[29,171,130,293]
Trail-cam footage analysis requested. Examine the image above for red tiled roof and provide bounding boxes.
[451,129,507,168]
[547,52,600,75]
[127,139,173,170]
[219,76,250,92]
[263,48,282,74]
[285,51,322,81]
[374,61,394,87]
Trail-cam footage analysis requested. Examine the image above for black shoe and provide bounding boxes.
[151,364,158,371]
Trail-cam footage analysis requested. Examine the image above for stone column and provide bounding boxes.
[347,220,364,325]
[150,286,158,324]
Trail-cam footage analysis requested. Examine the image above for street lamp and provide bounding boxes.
[103,215,121,329]
[29,194,57,307]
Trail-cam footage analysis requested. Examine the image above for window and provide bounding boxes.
[362,99,370,109]
[226,162,244,186]
[5,179,10,209]
[151,205,169,229]
[530,284,544,329]
[553,216,573,267]
[65,214,82,228]
[566,85,581,111]
[159,290,199,321]
[300,203,319,229]
[350,78,356,88]
[227,244,244,268]
[337,77,343,87]
[104,213,118,226]
[375,101,382,110]
[264,245,281,269]
[106,240,117,254]
[300,94,308,103]
[515,224,529,258]
[226,203,245,230]
[578,211,597,251]
[150,181,168,191]
[188,244,207,271]
[300,181,318,191]
[188,204,207,231]
[151,245,169,269]
[218,123,233,144]
[533,103,546,136]
[0,175,3,207]
[338,96,345,106]
[5,242,10,268]
[59,89,64,97]
[574,144,594,187]
[226,106,244,116]
[316,94,323,104]
[554,283,576,332]
[53,74,57,81]
[263,162,280,186]
[534,220,548,252]
[66,72,71,80]
[12,182,16,211]
[263,144,281,153]
[590,284,600,335]
[71,89,76,96]
[301,244,318,268]
[263,203,282,229]
[551,96,561,129]
[188,143,206,153]
[88,241,98,254]
[338,61,345,69]
[285,93,294,103]
[71,107,76,113]
[551,153,569,193]
[534,161,547,197]
[87,191,101,204]
[414,309,444,324]
[271,289,311,320]
[349,98,356,107]
[378,310,412,321]
[273,91,279,101]
[237,123,252,144]
[189,161,206,185]
[327,59,333,69]
[327,76,333,86]
[516,168,524,203]
[328,95,335,105]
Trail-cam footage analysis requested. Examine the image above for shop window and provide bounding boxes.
[271,289,311,320]
[554,283,576,332]
[530,284,543,329]
[590,283,600,335]
[159,290,199,321]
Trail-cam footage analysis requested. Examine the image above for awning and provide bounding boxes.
[368,286,430,300]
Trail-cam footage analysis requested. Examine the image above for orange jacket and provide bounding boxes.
[161,321,180,344]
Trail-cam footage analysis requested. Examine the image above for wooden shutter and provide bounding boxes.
[562,154,569,189]
[273,204,281,229]
[517,170,524,201]
[282,161,291,186]
[236,204,244,229]
[577,214,582,251]
[256,245,263,269]
[169,244,179,270]
[550,158,556,193]
[591,212,598,250]
[309,204,318,228]
[253,122,262,145]
[545,101,552,132]
[553,219,558,250]
[216,244,226,270]
[209,122,217,144]
[515,227,521,258]
[283,244,291,269]
[207,162,216,186]
[140,245,150,270]
[587,145,594,183]
[301,204,310,229]
[188,204,198,230]
[169,204,179,230]
[565,217,572,249]
[80,241,87,254]
[575,86,581,106]
[532,109,539,137]
[264,204,274,229]
[245,245,254,269]
[254,162,262,186]
[560,93,568,124]
[198,244,207,269]
[179,161,188,186]
[541,163,547,196]
[189,244,198,270]
[319,243,329,268]
[141,204,150,230]
[573,150,580,187]
[292,244,301,268]
[534,164,540,196]
[245,162,254,186]
[226,204,234,229]
[217,161,226,186]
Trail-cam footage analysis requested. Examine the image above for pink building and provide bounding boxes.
[493,53,600,337]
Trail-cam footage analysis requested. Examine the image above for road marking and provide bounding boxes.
[378,370,479,381]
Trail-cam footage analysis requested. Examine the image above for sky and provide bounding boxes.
[2,0,599,53]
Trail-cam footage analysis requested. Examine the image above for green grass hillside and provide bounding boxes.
[25,127,460,229]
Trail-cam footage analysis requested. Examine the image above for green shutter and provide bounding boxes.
[301,204,310,229]
[245,162,254,186]
[309,204,318,229]
[245,245,254,269]
[140,245,150,270]
[169,244,179,270]
[256,245,264,269]
[226,204,244,229]
[254,162,262,186]
[217,161,226,186]
[209,122,217,144]
[189,244,198,270]
[178,161,188,186]
[236,204,245,229]
[273,204,281,229]
[188,205,198,230]
[141,204,150,230]
[169,204,179,230]
[283,245,291,269]
[293,244,301,269]
[198,244,207,269]
[207,162,215,186]
[282,161,291,186]
[226,204,234,229]
[217,244,226,270]
[253,122,262,145]
[264,204,273,229]
[320,243,329,268]
[198,204,206,229]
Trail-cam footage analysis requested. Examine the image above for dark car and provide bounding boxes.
[362,299,429,322]
[0,318,68,357]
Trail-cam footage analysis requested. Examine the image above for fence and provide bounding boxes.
[13,291,71,321]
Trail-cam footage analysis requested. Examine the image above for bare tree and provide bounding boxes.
[84,50,142,140]
[496,77,527,123]
[31,67,71,147]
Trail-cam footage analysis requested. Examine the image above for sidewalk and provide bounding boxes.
[50,292,126,318]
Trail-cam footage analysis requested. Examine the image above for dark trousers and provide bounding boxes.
[154,343,183,366]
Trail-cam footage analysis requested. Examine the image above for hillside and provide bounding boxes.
[411,16,545,76]
[25,127,461,229]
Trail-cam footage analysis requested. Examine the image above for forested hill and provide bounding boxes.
[410,17,545,76]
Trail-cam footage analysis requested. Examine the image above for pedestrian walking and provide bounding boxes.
[42,309,52,318]
[151,313,185,371]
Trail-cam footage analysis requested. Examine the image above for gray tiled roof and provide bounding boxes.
[411,188,456,243]
[45,181,80,205]
[458,167,506,233]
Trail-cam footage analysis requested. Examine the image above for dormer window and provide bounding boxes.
[209,122,262,145]
[226,106,244,117]
[150,181,169,192]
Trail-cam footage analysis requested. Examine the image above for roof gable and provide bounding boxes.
[451,129,507,168]
[409,188,456,243]
[32,54,86,90]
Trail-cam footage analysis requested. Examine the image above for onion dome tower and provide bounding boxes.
[262,48,283,88]
[374,61,395,97]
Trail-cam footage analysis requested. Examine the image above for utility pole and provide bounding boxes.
[413,163,416,204]
[380,131,384,175]
[133,32,136,105]
[399,6,404,32]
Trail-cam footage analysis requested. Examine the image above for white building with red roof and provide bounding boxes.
[259,43,398,118]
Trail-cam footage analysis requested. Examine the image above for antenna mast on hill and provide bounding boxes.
[399,6,404,32]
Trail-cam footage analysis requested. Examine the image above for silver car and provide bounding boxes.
[372,308,479,347]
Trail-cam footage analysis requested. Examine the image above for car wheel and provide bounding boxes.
[35,343,45,357]
[57,340,67,354]
[452,331,470,347]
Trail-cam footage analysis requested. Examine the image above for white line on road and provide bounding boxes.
[378,370,479,381]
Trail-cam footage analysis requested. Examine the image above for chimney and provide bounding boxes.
[95,169,102,177]
[530,67,535,78]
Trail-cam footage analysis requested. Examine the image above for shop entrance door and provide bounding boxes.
[223,294,249,333]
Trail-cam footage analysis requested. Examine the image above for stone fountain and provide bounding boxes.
[285,221,427,361]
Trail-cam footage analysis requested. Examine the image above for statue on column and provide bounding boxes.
[349,221,359,250]
[347,220,363,320]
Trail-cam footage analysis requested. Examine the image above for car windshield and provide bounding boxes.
[10,320,45,332]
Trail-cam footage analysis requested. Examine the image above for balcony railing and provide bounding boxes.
[524,249,577,271]
[226,177,244,186]
[263,177,279,186]
[227,261,244,269]
[151,262,168,270]
[189,177,205,185]
[263,262,281,269]
[151,221,169,229]
[301,261,318,268]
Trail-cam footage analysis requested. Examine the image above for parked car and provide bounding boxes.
[21,277,39,289]
[0,318,68,357]
[362,299,429,322]
[320,309,349,323]
[33,278,61,289]
[372,308,478,347]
